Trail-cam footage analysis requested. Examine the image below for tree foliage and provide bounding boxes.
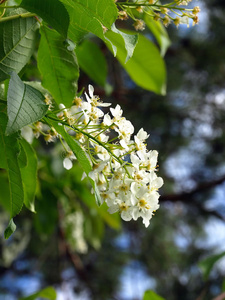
[2,0,225,300]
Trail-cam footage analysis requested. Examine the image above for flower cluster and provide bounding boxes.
[117,0,200,30]
[34,86,163,227]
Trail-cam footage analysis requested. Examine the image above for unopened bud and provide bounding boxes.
[133,19,145,31]
[192,6,200,15]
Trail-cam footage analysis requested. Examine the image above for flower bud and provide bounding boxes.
[133,19,145,31]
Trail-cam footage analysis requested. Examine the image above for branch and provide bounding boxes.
[160,175,225,221]
[160,175,225,202]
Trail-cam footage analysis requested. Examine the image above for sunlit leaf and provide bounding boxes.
[38,26,79,107]
[143,290,165,300]
[76,40,107,87]
[0,12,38,82]
[0,113,24,218]
[6,72,48,135]
[111,23,139,63]
[60,0,118,44]
[21,0,69,37]
[198,251,225,281]
[97,202,121,230]
[144,15,171,57]
[106,30,166,95]
[19,286,57,300]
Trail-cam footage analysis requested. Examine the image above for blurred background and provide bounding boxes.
[1,0,225,299]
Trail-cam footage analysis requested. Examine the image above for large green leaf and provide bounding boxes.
[106,30,166,95]
[144,15,171,57]
[46,117,102,206]
[198,251,225,281]
[60,0,118,44]
[76,40,107,87]
[0,112,24,218]
[143,290,165,300]
[111,24,139,63]
[19,286,57,300]
[0,13,38,82]
[21,0,69,37]
[6,72,48,135]
[38,26,79,107]
[19,138,37,212]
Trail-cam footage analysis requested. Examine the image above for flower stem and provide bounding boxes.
[0,12,36,22]
[45,115,132,178]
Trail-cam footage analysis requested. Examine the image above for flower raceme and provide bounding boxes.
[37,85,163,227]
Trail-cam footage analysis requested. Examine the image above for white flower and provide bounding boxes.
[88,160,109,181]
[110,104,123,120]
[107,193,133,222]
[136,128,149,141]
[85,85,111,107]
[131,184,160,227]
[137,149,158,171]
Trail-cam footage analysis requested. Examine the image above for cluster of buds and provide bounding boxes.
[117,0,200,29]
[34,86,163,227]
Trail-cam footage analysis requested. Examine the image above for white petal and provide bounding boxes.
[108,204,119,214]
[88,84,94,98]
[81,172,87,181]
[121,210,132,221]
[99,102,111,107]
[59,103,66,110]
[63,158,73,170]
[143,217,150,227]
[132,207,140,220]
[103,114,112,126]
[153,177,164,189]
[137,128,149,140]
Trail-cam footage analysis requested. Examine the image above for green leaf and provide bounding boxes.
[46,117,102,206]
[4,218,16,239]
[20,0,69,37]
[84,212,104,249]
[6,72,48,135]
[198,251,225,281]
[76,40,107,87]
[144,15,171,57]
[0,112,24,217]
[38,26,79,107]
[106,30,166,95]
[60,0,118,44]
[0,13,38,82]
[98,202,121,230]
[0,83,6,101]
[110,23,139,63]
[19,286,57,300]
[18,140,28,168]
[143,290,166,300]
[0,171,10,212]
[19,138,37,212]
[24,81,50,96]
